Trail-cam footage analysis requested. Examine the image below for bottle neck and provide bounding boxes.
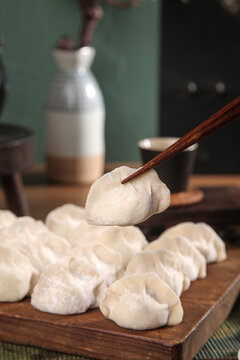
[53,46,95,71]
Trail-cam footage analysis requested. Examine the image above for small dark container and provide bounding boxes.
[138,137,198,193]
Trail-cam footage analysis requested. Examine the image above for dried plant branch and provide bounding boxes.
[78,0,103,48]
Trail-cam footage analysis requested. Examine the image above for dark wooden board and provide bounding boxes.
[0,245,239,360]
[140,186,240,230]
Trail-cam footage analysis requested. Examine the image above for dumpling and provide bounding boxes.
[100,272,183,330]
[146,236,207,281]
[0,210,16,228]
[70,224,147,267]
[0,216,48,242]
[45,203,85,239]
[85,166,170,226]
[23,231,71,272]
[67,220,102,246]
[160,222,227,263]
[0,217,70,274]
[125,249,190,296]
[31,256,106,315]
[0,247,39,302]
[68,243,124,285]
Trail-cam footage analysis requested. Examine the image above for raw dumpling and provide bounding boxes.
[0,216,48,242]
[100,272,183,330]
[68,243,124,284]
[0,247,39,302]
[31,256,106,315]
[160,222,227,263]
[125,249,190,296]
[0,217,70,273]
[45,203,85,239]
[85,166,170,226]
[70,224,147,267]
[23,231,71,272]
[67,220,101,246]
[146,236,207,281]
[0,210,16,228]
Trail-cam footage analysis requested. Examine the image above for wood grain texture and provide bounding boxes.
[0,245,239,360]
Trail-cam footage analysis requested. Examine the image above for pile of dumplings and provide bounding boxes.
[0,204,227,331]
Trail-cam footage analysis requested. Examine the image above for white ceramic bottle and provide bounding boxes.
[46,46,105,184]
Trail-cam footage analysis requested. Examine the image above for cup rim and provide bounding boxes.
[138,137,198,152]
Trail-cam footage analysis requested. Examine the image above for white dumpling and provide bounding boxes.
[0,247,39,302]
[160,222,227,263]
[67,220,101,246]
[68,243,124,285]
[0,216,48,242]
[70,224,147,267]
[24,231,71,272]
[45,203,85,239]
[0,217,70,273]
[85,166,170,226]
[31,256,106,315]
[146,236,207,281]
[125,249,190,296]
[100,272,183,330]
[0,210,16,228]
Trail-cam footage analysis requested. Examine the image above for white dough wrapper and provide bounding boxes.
[146,235,207,281]
[45,203,85,239]
[85,166,170,226]
[31,256,106,315]
[0,217,70,274]
[125,249,190,296]
[0,210,16,228]
[68,242,124,285]
[160,222,227,263]
[0,216,48,242]
[70,223,148,267]
[0,246,39,302]
[100,272,183,330]
[67,220,102,246]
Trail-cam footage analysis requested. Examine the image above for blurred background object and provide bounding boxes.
[219,0,240,16]
[0,0,239,174]
[0,123,35,216]
[138,137,198,193]
[161,0,240,174]
[0,0,158,168]
[0,35,35,215]
[46,0,105,184]
[46,45,105,184]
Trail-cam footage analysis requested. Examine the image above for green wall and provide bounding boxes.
[0,0,160,163]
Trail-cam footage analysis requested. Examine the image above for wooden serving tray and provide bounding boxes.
[0,245,239,360]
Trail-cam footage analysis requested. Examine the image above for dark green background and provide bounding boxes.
[0,0,160,163]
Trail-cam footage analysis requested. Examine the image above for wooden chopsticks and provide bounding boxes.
[121,96,240,184]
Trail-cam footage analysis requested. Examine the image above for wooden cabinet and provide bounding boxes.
[161,0,240,173]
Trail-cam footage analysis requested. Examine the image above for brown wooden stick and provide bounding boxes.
[1,173,30,216]
[122,96,240,184]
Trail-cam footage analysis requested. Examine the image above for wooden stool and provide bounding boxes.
[0,123,35,216]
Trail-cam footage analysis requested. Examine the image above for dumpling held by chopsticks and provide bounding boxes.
[85,166,170,226]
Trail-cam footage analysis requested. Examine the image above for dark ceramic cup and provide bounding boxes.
[138,137,198,193]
